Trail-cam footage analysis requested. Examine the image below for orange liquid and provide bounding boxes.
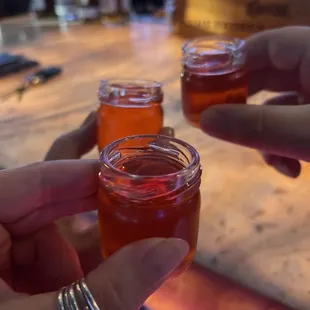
[97,102,163,151]
[98,157,201,274]
[181,66,248,127]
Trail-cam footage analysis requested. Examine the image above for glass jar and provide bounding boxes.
[97,79,164,151]
[181,36,248,127]
[98,134,202,274]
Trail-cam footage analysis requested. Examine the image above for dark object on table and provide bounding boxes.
[0,53,20,67]
[0,66,62,103]
[0,53,39,77]
[131,0,164,15]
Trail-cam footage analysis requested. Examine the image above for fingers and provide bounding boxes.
[248,68,300,96]
[44,111,97,160]
[0,160,99,233]
[61,220,103,275]
[246,26,310,94]
[200,103,310,162]
[257,93,302,177]
[246,26,309,71]
[80,111,97,128]
[263,92,300,106]
[8,196,99,236]
[159,127,175,137]
[76,111,97,156]
[262,153,301,178]
[86,238,189,310]
[2,238,189,310]
[200,93,304,178]
[12,224,83,294]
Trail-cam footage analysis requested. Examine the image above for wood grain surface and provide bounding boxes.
[0,22,309,309]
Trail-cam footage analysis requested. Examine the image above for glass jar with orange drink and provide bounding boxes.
[97,79,164,151]
[181,36,248,127]
[98,134,202,275]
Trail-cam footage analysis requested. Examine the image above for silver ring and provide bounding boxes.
[57,287,65,310]
[57,278,99,310]
[79,279,100,310]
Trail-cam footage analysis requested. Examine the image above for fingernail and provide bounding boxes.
[273,161,296,178]
[159,127,175,137]
[142,238,189,280]
[264,92,300,106]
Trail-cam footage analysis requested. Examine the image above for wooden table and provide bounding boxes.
[0,22,309,310]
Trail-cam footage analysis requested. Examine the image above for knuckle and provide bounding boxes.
[98,260,159,310]
[252,108,268,143]
[102,275,136,310]
[240,107,269,146]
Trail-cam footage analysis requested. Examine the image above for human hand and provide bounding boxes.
[0,160,188,309]
[44,111,175,273]
[45,110,174,161]
[200,26,310,178]
[44,111,100,274]
[44,111,97,161]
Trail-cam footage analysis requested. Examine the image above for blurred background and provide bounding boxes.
[0,0,178,47]
[0,0,168,21]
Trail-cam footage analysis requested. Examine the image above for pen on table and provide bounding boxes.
[0,66,63,103]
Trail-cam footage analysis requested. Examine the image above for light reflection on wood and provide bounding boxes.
[146,264,289,310]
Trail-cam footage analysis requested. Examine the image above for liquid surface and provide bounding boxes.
[97,102,163,151]
[181,65,248,127]
[98,157,201,274]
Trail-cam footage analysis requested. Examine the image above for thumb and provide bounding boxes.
[74,111,98,157]
[2,238,189,310]
[200,103,310,161]
[45,111,97,160]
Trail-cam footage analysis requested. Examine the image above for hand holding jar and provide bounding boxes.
[181,36,248,127]
[0,160,188,310]
[98,134,202,276]
[200,27,310,178]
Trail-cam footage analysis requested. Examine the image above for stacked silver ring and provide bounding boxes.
[58,278,100,310]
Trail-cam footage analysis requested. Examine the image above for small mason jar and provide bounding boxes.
[97,79,164,151]
[181,36,248,127]
[98,134,202,275]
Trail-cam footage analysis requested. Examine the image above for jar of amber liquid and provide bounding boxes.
[98,134,202,274]
[181,36,248,127]
[97,79,163,151]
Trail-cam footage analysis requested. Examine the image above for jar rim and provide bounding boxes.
[98,79,163,106]
[100,134,200,180]
[99,79,162,90]
[182,35,246,56]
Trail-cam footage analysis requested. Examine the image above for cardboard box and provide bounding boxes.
[175,0,310,38]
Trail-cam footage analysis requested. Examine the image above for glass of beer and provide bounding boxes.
[98,134,202,275]
[181,36,248,127]
[97,79,164,152]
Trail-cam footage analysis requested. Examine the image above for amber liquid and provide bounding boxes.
[181,66,248,127]
[98,157,201,274]
[97,102,163,151]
